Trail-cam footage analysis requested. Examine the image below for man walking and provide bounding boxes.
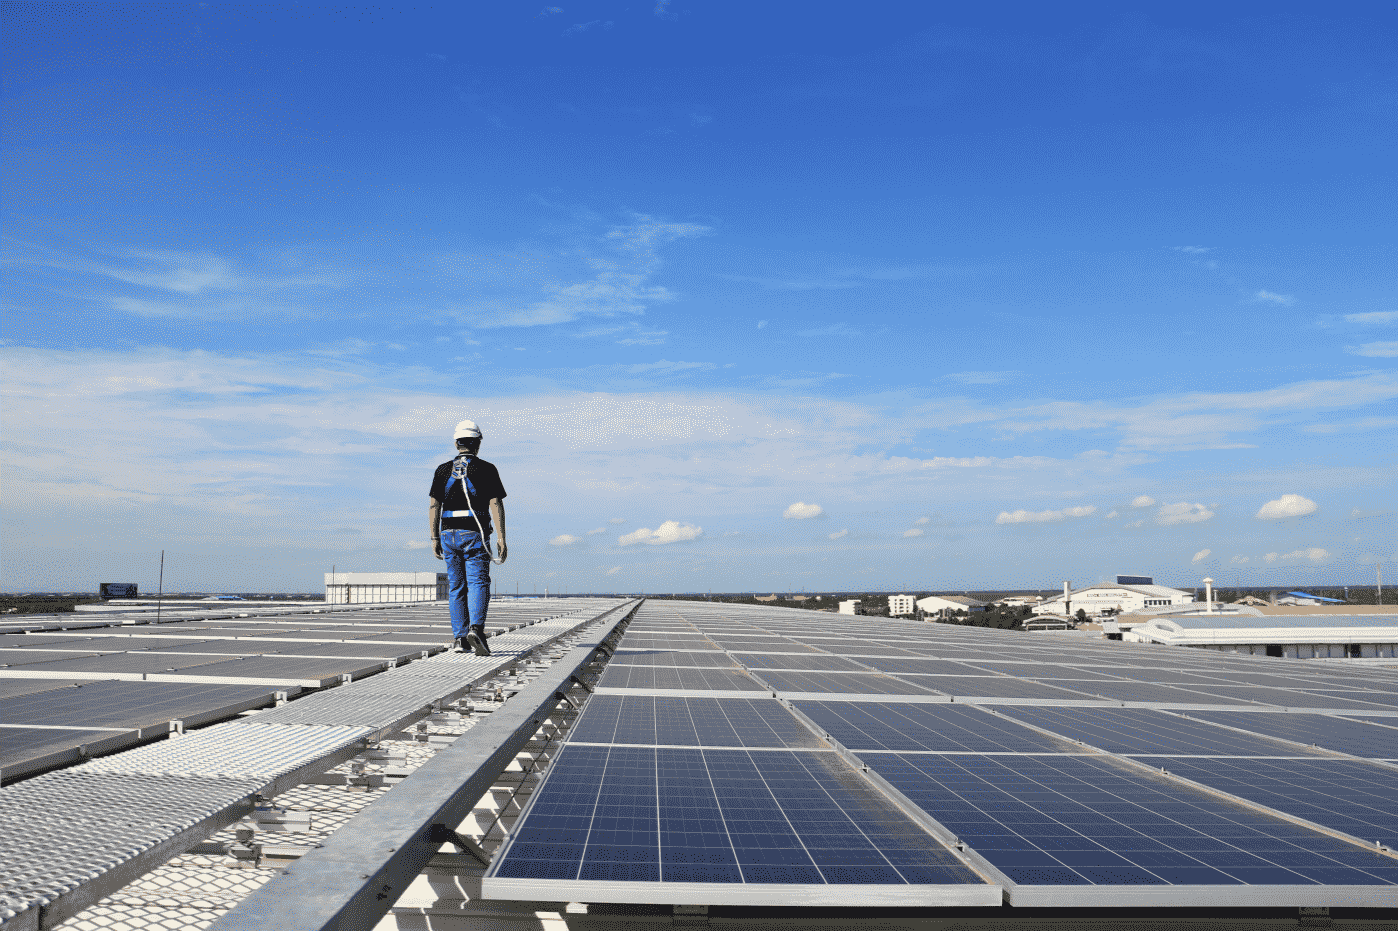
[430,420,508,656]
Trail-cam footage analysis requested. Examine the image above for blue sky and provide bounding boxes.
[4,1,1395,594]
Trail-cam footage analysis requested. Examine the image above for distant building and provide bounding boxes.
[1024,615,1075,631]
[1125,612,1398,660]
[1033,582,1192,617]
[997,595,1043,607]
[916,595,988,615]
[838,599,862,615]
[1277,591,1347,606]
[888,594,915,617]
[754,594,779,602]
[324,572,446,605]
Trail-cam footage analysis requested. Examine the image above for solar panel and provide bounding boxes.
[0,649,101,666]
[1184,710,1398,759]
[611,650,738,668]
[991,707,1327,756]
[0,680,285,729]
[865,753,1398,900]
[753,671,937,696]
[794,700,1076,753]
[12,652,238,674]
[597,666,764,691]
[1130,757,1398,845]
[0,678,92,699]
[569,695,822,748]
[733,653,868,672]
[1180,684,1395,711]
[489,746,988,895]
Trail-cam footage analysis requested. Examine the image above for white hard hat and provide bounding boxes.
[453,419,483,440]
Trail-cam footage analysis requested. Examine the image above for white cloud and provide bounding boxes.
[549,534,582,546]
[784,501,824,520]
[609,517,627,524]
[1131,495,1155,508]
[1125,519,1144,528]
[585,527,607,535]
[1344,311,1398,324]
[618,520,702,546]
[1105,510,1119,519]
[1173,246,1211,254]
[1156,502,1214,525]
[1265,552,1279,564]
[605,565,621,575]
[903,528,925,538]
[995,505,1097,524]
[405,539,432,549]
[1253,290,1294,305]
[828,529,848,540]
[1191,548,1211,564]
[914,517,930,525]
[1256,494,1318,520]
[1276,547,1332,563]
[1230,555,1250,564]
[1348,341,1398,357]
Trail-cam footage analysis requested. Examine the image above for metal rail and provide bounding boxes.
[207,599,639,931]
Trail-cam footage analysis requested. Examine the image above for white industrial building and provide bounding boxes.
[837,599,861,615]
[887,594,915,617]
[1125,612,1398,660]
[324,572,446,605]
[916,594,988,615]
[1033,580,1193,617]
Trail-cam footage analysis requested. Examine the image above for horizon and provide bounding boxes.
[4,2,1395,593]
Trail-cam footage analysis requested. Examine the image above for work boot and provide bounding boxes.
[466,627,491,657]
[454,636,469,653]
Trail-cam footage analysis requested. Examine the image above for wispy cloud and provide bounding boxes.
[995,505,1097,524]
[1230,555,1249,564]
[1267,547,1331,564]
[722,264,973,292]
[914,517,930,525]
[605,565,621,575]
[1252,290,1294,305]
[1131,495,1155,508]
[1191,548,1211,563]
[562,19,612,35]
[586,527,607,535]
[1173,246,1211,254]
[828,529,848,540]
[1344,311,1398,324]
[472,216,710,328]
[943,371,1017,385]
[903,527,925,538]
[1347,341,1398,357]
[549,533,582,546]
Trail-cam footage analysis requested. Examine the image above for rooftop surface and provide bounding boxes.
[4,600,1398,930]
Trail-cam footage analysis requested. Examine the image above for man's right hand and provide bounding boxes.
[433,539,443,560]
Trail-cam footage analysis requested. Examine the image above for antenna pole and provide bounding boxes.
[156,550,164,624]
[330,565,335,613]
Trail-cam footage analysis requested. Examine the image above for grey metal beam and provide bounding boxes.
[206,599,639,931]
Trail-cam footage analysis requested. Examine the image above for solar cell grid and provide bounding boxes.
[795,701,1076,753]
[755,671,937,696]
[0,680,283,729]
[849,658,984,676]
[900,676,1096,701]
[1059,681,1246,705]
[991,707,1326,756]
[1180,684,1393,711]
[1182,711,1398,759]
[569,695,822,748]
[957,662,1125,682]
[494,746,981,887]
[0,649,102,666]
[733,653,866,672]
[0,679,92,699]
[1298,689,1398,710]
[867,753,1398,890]
[10,652,236,674]
[597,666,763,691]
[1132,757,1398,846]
[610,650,738,668]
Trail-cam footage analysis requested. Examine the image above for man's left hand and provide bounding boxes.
[495,540,508,563]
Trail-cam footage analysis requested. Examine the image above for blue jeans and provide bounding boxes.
[441,528,491,638]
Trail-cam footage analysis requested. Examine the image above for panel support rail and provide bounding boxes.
[207,598,642,931]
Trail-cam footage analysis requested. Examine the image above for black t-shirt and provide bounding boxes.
[430,457,506,535]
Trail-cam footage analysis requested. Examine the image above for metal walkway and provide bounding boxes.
[0,599,634,931]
